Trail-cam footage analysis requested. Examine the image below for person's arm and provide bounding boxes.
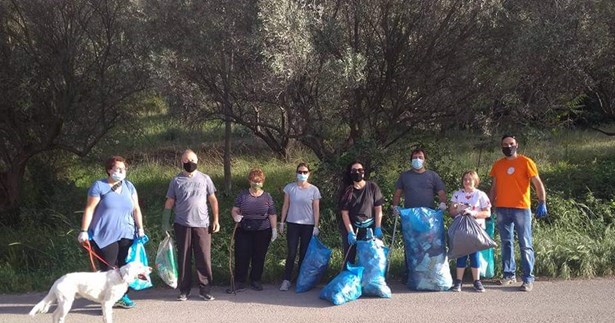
[437,190,447,204]
[131,191,144,235]
[280,193,290,224]
[268,213,277,228]
[208,193,220,233]
[81,196,100,231]
[312,198,320,228]
[231,206,242,223]
[374,205,383,227]
[489,177,497,204]
[531,175,546,203]
[341,210,353,233]
[392,188,403,208]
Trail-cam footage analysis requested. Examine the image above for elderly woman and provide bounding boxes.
[78,155,145,308]
[227,167,277,293]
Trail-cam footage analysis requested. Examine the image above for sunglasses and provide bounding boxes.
[350,168,365,174]
[296,171,309,174]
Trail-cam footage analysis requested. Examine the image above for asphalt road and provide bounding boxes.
[2,278,615,323]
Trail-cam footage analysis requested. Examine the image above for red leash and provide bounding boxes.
[81,240,115,271]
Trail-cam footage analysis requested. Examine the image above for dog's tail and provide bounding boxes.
[29,292,55,316]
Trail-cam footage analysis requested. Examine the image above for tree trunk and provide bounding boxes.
[223,114,232,196]
[0,162,27,224]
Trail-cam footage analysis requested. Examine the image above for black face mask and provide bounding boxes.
[183,162,197,173]
[502,146,517,157]
[350,172,364,182]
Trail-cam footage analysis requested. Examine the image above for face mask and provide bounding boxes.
[111,171,125,182]
[502,146,517,157]
[350,172,364,182]
[297,173,309,182]
[183,162,197,173]
[411,158,424,170]
[250,182,263,190]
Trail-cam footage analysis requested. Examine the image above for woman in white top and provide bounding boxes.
[448,170,491,293]
[277,163,322,291]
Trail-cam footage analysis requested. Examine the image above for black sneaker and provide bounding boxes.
[177,293,188,301]
[251,281,263,291]
[450,279,462,292]
[473,280,485,292]
[199,293,215,301]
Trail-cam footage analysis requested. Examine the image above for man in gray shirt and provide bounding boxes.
[162,149,220,301]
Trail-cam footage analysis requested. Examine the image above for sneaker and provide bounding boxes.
[114,295,135,308]
[497,276,517,285]
[279,280,291,291]
[251,281,263,291]
[199,293,215,301]
[473,280,485,292]
[450,279,462,292]
[177,293,188,301]
[225,282,247,294]
[520,282,534,292]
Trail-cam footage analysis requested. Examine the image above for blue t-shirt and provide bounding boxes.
[88,179,136,249]
[166,171,217,227]
[395,170,445,208]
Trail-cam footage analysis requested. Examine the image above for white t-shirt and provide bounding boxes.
[450,188,491,229]
[283,182,322,225]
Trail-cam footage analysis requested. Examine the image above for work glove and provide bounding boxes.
[78,231,89,244]
[374,227,383,239]
[438,202,448,211]
[232,213,244,223]
[138,228,145,237]
[271,228,278,242]
[277,223,285,235]
[536,201,548,218]
[347,231,357,245]
[312,226,320,236]
[463,209,478,218]
[162,209,172,233]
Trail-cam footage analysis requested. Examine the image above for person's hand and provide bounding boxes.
[211,221,220,233]
[277,223,285,235]
[271,228,278,242]
[374,227,383,239]
[438,202,447,211]
[78,231,89,244]
[232,213,243,223]
[312,226,320,236]
[536,201,548,218]
[347,231,357,245]
[463,209,478,218]
[137,228,145,237]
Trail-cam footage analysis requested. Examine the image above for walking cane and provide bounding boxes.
[228,223,238,295]
[385,208,399,279]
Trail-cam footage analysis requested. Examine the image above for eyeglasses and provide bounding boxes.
[296,171,309,174]
[350,168,365,174]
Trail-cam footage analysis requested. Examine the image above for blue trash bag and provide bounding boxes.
[295,236,332,293]
[399,207,452,291]
[126,235,153,290]
[356,238,391,298]
[319,263,364,305]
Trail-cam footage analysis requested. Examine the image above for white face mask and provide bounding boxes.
[111,171,125,182]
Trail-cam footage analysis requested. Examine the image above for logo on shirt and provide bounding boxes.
[507,167,515,175]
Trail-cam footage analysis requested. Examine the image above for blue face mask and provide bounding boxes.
[411,158,424,170]
[297,173,309,182]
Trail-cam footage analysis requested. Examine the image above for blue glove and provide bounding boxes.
[347,231,357,245]
[536,201,548,218]
[374,227,383,239]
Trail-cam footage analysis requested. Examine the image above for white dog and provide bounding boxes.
[29,262,151,323]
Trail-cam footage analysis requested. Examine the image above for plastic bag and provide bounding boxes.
[399,207,452,291]
[296,236,332,293]
[447,215,497,259]
[155,232,178,289]
[319,263,364,305]
[126,235,153,290]
[356,238,391,298]
[480,215,496,278]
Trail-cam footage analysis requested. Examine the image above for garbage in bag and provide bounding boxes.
[319,263,364,305]
[155,232,178,289]
[447,214,497,260]
[399,207,452,291]
[356,237,391,298]
[126,234,153,290]
[480,215,496,278]
[296,236,332,293]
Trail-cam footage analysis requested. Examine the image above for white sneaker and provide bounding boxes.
[279,280,291,291]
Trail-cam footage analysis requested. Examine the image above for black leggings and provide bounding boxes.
[283,222,314,281]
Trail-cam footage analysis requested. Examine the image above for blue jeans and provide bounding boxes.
[496,207,534,283]
[456,252,480,269]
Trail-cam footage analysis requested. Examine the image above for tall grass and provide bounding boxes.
[1,118,614,293]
